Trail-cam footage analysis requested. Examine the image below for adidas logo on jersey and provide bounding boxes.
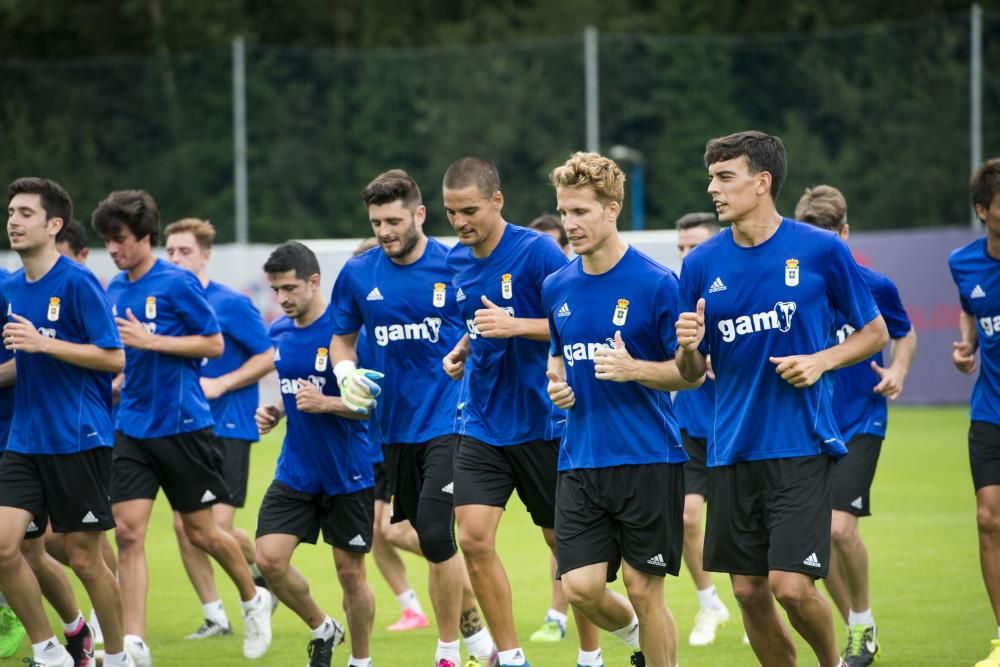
[708,277,727,293]
[850,497,864,510]
[441,482,454,494]
[348,534,367,547]
[82,511,99,524]
[972,284,987,299]
[366,287,384,301]
[646,553,667,567]
[557,302,572,317]
[201,490,217,503]
[373,318,442,347]
[718,301,797,343]
[802,552,822,568]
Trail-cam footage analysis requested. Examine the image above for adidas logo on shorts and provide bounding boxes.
[802,552,822,568]
[646,553,667,567]
[82,511,99,524]
[349,534,367,547]
[201,490,217,503]
[441,482,454,494]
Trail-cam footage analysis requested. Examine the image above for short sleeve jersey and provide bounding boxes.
[270,308,372,495]
[447,224,568,446]
[543,247,688,471]
[830,265,912,441]
[949,237,1000,426]
[0,268,15,450]
[4,257,122,455]
[106,259,220,439]
[330,239,463,444]
[202,281,272,442]
[678,219,880,465]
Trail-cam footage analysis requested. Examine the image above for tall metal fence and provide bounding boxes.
[0,10,997,244]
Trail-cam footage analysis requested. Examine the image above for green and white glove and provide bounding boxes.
[333,361,384,414]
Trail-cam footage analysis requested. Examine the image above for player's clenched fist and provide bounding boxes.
[675,298,706,352]
[546,370,575,409]
[256,404,283,434]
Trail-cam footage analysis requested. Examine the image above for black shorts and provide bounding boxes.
[831,434,882,516]
[453,436,557,529]
[111,429,231,514]
[556,463,684,582]
[970,421,1000,491]
[0,448,114,538]
[385,435,457,523]
[681,430,708,498]
[256,480,374,552]
[373,462,391,503]
[215,437,252,508]
[704,455,833,578]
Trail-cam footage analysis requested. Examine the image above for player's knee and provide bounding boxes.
[416,504,458,564]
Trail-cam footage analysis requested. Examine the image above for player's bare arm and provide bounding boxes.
[953,310,979,375]
[871,328,918,400]
[474,295,550,341]
[4,313,124,373]
[592,330,703,391]
[770,315,889,389]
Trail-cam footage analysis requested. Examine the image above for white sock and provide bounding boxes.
[577,648,603,666]
[396,588,424,615]
[311,616,336,640]
[347,657,372,667]
[463,626,494,659]
[33,637,67,663]
[202,600,228,626]
[696,585,725,611]
[612,615,640,650]
[63,611,85,635]
[103,652,130,666]
[847,608,874,627]
[497,648,527,666]
[240,590,263,611]
[435,639,461,663]
[544,608,568,625]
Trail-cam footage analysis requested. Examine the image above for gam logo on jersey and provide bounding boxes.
[465,308,514,339]
[562,337,616,367]
[979,315,1000,337]
[279,376,327,394]
[373,317,443,347]
[718,301,797,343]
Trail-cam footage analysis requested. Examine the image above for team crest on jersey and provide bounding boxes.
[501,273,513,299]
[314,347,329,372]
[784,259,799,287]
[145,296,157,319]
[47,297,61,322]
[433,282,446,308]
[612,299,629,326]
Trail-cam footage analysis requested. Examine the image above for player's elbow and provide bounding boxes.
[204,333,225,359]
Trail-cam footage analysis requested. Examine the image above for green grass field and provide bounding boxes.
[11,406,991,665]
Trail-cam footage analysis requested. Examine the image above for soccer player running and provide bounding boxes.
[674,131,889,667]
[163,218,276,639]
[254,241,375,667]
[544,152,700,667]
[671,212,735,647]
[0,178,128,667]
[441,157,600,667]
[950,158,1000,667]
[329,170,496,667]
[94,191,273,666]
[794,185,916,666]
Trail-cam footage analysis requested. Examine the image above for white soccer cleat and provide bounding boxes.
[124,634,152,667]
[688,606,730,646]
[243,587,274,659]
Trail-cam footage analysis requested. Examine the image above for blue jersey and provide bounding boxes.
[674,377,715,440]
[331,239,463,444]
[678,219,880,466]
[202,281,272,442]
[949,237,1000,426]
[543,247,687,471]
[270,308,372,495]
[448,223,568,446]
[830,265,912,441]
[0,268,14,450]
[106,259,220,439]
[4,257,121,455]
